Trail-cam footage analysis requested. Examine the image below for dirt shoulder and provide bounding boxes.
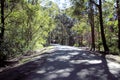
[0,46,54,72]
[0,46,55,80]
[106,54,120,64]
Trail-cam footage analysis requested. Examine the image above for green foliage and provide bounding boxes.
[0,0,57,60]
[72,21,89,34]
[49,14,76,45]
[0,0,120,63]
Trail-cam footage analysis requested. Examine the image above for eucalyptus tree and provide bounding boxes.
[69,0,109,53]
[84,0,109,53]
[0,0,5,66]
[116,0,120,51]
[69,0,96,48]
[88,0,95,51]
[0,0,5,45]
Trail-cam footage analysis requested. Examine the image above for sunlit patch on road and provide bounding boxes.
[70,60,102,64]
[23,45,120,80]
[107,60,120,75]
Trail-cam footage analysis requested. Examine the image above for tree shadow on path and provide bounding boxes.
[0,46,120,80]
[22,47,120,80]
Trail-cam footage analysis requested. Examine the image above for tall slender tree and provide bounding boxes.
[98,0,109,53]
[116,0,120,51]
[89,0,95,51]
[0,0,5,45]
[0,0,5,66]
[92,0,109,53]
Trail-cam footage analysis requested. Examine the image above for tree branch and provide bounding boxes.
[4,3,15,19]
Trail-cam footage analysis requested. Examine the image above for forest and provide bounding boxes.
[0,0,120,66]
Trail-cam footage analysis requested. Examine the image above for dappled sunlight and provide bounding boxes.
[36,69,46,74]
[47,55,71,62]
[70,60,102,64]
[45,74,58,80]
[47,68,73,78]
[35,68,74,80]
[55,55,71,61]
[47,58,55,62]
[77,69,89,79]
[49,68,74,74]
[76,68,108,80]
[54,45,83,51]
[0,0,120,80]
[68,52,79,55]
[107,60,120,75]
[87,60,102,64]
[21,45,120,80]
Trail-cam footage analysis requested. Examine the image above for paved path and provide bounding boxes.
[23,45,120,80]
[0,45,120,80]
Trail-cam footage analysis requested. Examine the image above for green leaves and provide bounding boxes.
[72,19,90,34]
[0,0,57,59]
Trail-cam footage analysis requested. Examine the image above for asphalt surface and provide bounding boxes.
[22,45,120,80]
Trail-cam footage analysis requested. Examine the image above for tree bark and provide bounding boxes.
[89,0,95,51]
[0,0,5,67]
[98,0,109,53]
[0,0,5,45]
[116,0,120,51]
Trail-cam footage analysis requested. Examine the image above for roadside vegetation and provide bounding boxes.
[0,0,120,67]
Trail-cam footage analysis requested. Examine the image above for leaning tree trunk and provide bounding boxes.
[89,0,95,51]
[0,0,5,45]
[116,0,120,51]
[98,0,109,53]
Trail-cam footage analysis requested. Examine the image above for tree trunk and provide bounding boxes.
[116,0,120,51]
[98,0,109,53]
[0,0,5,66]
[0,0,5,45]
[89,0,95,51]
